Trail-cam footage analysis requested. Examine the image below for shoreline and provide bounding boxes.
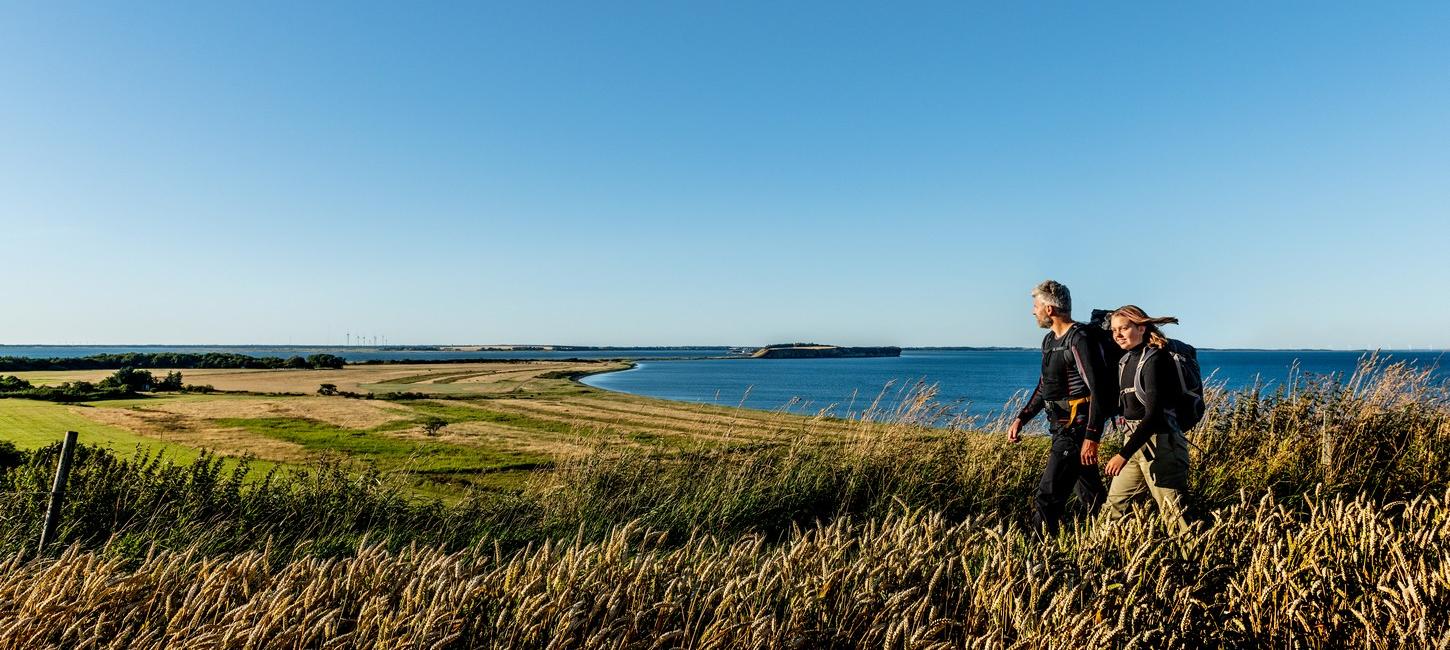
[6,345,1447,354]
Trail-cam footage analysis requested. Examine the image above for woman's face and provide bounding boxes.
[1111,315,1145,350]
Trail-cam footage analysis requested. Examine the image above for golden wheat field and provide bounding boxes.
[2,491,1447,648]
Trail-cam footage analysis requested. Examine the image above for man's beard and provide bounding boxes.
[1036,314,1052,328]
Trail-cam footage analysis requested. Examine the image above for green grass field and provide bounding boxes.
[212,413,549,490]
[0,399,198,457]
[0,399,285,484]
[0,394,588,497]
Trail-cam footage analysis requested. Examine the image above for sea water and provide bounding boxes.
[583,349,1449,421]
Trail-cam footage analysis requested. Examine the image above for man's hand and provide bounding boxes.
[1080,439,1099,466]
[1104,454,1128,477]
[1007,418,1022,443]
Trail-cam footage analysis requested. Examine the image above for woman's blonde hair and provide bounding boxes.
[1111,304,1179,349]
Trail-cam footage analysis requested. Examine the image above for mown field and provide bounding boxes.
[1,356,1447,647]
[2,360,862,495]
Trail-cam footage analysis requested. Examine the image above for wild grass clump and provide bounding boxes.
[0,445,540,560]
[530,396,1046,542]
[1190,354,1450,503]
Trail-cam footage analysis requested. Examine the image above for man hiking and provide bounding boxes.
[1007,279,1109,535]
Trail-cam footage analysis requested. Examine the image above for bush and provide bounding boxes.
[306,354,345,369]
[0,375,33,392]
[2,380,131,402]
[98,367,154,393]
[0,441,21,470]
[154,371,184,392]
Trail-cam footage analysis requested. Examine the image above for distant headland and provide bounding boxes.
[750,343,902,359]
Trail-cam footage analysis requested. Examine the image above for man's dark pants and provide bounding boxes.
[1033,412,1106,536]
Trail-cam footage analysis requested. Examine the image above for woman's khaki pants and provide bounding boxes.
[1104,423,1190,534]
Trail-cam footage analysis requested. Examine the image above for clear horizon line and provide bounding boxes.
[2,342,1447,354]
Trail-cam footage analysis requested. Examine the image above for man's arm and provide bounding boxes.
[1016,379,1045,425]
[1008,379,1042,443]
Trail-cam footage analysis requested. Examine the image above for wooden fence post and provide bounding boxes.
[37,431,78,554]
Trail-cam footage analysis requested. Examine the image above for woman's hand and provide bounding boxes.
[1104,454,1129,477]
[1080,439,1099,466]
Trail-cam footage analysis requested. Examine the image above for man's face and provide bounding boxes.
[1032,296,1053,329]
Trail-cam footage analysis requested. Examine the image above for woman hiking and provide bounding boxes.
[1102,305,1192,533]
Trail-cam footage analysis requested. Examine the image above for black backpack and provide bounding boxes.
[1084,310,1129,418]
[1120,338,1207,432]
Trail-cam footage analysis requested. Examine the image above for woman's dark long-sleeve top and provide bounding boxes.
[1118,342,1181,459]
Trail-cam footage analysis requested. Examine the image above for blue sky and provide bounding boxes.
[3,2,1447,349]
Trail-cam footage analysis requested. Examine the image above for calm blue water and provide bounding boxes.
[0,346,729,362]
[7,345,1446,423]
[583,349,1450,422]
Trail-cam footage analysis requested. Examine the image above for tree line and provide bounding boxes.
[0,352,346,372]
[0,368,211,402]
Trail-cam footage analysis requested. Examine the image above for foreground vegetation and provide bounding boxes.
[3,492,1444,648]
[0,356,1446,646]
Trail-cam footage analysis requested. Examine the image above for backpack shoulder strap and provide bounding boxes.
[1121,347,1155,399]
[1134,347,1155,397]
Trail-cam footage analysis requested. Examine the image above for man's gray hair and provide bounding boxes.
[1032,280,1072,315]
